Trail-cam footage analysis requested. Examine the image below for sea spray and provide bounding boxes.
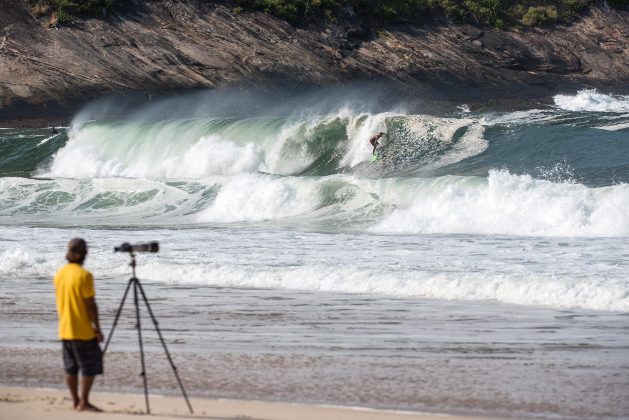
[340,112,392,167]
[553,89,629,113]
[372,170,629,237]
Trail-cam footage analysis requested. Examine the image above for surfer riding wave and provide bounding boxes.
[369,132,385,155]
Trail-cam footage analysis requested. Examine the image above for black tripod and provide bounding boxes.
[103,253,193,414]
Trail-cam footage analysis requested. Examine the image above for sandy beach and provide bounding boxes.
[0,386,490,420]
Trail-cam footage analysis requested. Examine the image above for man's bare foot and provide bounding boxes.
[76,402,103,412]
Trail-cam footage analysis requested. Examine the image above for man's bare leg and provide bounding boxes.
[65,374,79,408]
[76,375,102,412]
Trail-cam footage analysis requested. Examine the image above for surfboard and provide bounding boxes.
[38,133,59,146]
[370,153,379,163]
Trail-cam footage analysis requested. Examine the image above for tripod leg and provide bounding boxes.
[103,278,133,355]
[133,280,150,414]
[136,281,194,414]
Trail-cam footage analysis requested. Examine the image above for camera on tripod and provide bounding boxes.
[114,242,159,253]
[106,239,192,414]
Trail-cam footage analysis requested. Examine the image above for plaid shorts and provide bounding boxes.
[62,339,103,376]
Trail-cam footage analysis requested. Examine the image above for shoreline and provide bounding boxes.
[0,386,494,420]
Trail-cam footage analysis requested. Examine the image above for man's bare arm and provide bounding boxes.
[84,297,103,341]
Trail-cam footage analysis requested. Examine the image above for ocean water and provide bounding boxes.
[1,89,628,418]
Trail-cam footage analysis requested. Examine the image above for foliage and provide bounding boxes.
[27,0,623,28]
[233,0,604,27]
[31,2,52,17]
[29,0,114,24]
[521,5,558,26]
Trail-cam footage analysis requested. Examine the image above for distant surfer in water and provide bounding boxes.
[369,132,385,155]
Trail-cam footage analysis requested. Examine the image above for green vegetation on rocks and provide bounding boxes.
[29,0,114,24]
[233,0,624,27]
[25,0,627,27]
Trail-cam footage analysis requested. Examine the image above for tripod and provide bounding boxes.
[103,253,193,414]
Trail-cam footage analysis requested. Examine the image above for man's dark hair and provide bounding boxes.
[66,238,88,264]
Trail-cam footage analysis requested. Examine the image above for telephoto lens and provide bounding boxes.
[132,242,159,253]
[114,242,159,253]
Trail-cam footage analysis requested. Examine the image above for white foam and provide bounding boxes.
[554,89,629,113]
[0,176,200,225]
[47,128,264,179]
[135,260,629,312]
[481,109,558,126]
[410,117,487,170]
[4,171,629,238]
[0,243,137,282]
[196,174,318,222]
[340,114,487,169]
[372,170,629,237]
[594,120,629,131]
[0,248,39,274]
[3,242,626,311]
[1,225,627,312]
[161,135,262,177]
[457,104,471,113]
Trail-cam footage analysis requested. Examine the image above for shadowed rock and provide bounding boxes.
[0,0,627,123]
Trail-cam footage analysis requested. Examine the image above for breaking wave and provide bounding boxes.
[553,89,629,113]
[1,89,628,236]
[372,170,629,237]
[1,170,628,237]
[43,113,486,179]
[2,237,627,312]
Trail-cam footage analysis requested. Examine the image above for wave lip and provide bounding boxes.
[553,89,629,113]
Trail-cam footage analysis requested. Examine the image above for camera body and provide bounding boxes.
[114,242,159,253]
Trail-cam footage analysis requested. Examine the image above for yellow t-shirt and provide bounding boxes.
[54,263,96,340]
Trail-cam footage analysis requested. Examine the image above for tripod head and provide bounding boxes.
[114,241,159,276]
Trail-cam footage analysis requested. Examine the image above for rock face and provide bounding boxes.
[0,0,628,121]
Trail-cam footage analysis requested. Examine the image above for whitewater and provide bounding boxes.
[1,88,628,418]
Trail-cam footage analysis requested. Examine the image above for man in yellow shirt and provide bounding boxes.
[54,238,104,412]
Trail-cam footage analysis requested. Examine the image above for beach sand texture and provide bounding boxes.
[0,386,488,420]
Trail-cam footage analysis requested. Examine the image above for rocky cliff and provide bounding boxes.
[1,0,627,122]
